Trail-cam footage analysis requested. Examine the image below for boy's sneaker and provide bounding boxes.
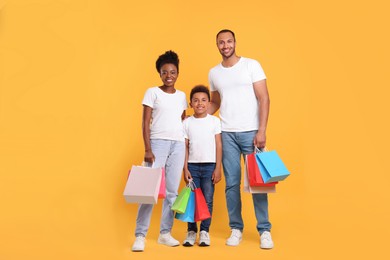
[131,236,146,252]
[226,229,242,246]
[260,231,274,249]
[158,232,180,247]
[183,231,197,247]
[199,231,210,246]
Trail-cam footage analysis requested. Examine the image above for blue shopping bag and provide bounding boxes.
[255,150,290,183]
[175,191,195,222]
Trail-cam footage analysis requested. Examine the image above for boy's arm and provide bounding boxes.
[183,138,192,183]
[212,133,222,184]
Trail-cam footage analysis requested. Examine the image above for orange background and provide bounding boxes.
[1,0,389,259]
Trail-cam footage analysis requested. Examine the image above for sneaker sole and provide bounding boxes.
[198,242,210,247]
[183,242,194,247]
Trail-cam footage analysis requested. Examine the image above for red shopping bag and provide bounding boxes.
[246,153,278,187]
[194,187,211,222]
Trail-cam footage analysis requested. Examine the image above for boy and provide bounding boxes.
[182,85,222,247]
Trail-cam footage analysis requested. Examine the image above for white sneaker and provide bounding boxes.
[226,229,242,246]
[199,231,210,246]
[260,231,274,249]
[158,232,180,247]
[132,236,145,252]
[183,231,197,247]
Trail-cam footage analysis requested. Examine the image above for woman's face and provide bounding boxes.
[159,63,178,87]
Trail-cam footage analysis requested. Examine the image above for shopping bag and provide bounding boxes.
[127,165,166,199]
[256,150,290,183]
[123,165,163,204]
[171,182,192,213]
[244,159,276,193]
[194,187,211,222]
[246,153,278,187]
[158,168,166,199]
[175,191,195,222]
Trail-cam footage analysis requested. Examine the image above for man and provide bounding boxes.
[208,29,274,249]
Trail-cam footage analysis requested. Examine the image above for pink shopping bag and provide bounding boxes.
[124,165,163,204]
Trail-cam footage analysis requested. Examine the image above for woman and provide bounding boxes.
[132,50,187,252]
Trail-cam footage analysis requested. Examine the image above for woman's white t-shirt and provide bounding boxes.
[142,87,188,142]
[183,114,221,163]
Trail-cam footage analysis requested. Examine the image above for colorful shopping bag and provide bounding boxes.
[194,187,211,222]
[175,191,195,222]
[171,182,192,213]
[123,165,163,204]
[256,150,290,183]
[243,159,276,193]
[246,153,278,187]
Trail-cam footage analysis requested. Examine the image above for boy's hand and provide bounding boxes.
[212,169,221,184]
[184,169,192,184]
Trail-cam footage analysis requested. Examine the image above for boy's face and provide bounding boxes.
[190,92,210,116]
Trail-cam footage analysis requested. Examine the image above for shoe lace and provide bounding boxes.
[200,232,209,239]
[231,229,241,238]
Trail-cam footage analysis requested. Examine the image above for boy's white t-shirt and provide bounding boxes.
[208,57,266,132]
[142,87,188,142]
[183,114,221,163]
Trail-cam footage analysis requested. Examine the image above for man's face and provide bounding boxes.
[216,32,236,59]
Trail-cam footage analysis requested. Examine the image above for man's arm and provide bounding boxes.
[208,91,221,115]
[253,79,270,148]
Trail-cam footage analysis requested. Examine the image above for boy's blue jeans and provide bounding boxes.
[187,163,215,233]
[222,131,271,234]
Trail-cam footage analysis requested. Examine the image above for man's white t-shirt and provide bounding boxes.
[183,114,221,163]
[142,87,188,142]
[208,57,266,132]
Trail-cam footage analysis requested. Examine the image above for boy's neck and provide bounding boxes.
[193,112,208,118]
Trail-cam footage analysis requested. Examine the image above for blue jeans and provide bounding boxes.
[187,163,215,233]
[135,139,185,237]
[222,131,271,234]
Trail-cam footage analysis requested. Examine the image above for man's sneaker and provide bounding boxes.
[183,231,197,247]
[199,231,210,246]
[260,231,274,249]
[226,229,242,246]
[131,236,146,252]
[158,232,180,247]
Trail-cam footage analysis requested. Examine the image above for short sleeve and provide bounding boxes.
[208,70,216,92]
[214,116,222,134]
[142,88,155,108]
[249,59,267,83]
[183,118,189,139]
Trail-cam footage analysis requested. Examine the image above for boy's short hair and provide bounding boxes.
[155,50,179,73]
[190,85,210,101]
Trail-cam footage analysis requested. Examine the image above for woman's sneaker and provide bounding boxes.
[157,232,180,247]
[183,231,197,247]
[199,231,210,246]
[131,236,146,252]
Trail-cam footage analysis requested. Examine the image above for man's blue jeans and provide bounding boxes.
[222,131,271,234]
[187,163,215,233]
